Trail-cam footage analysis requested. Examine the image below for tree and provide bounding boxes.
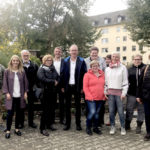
[0,0,100,57]
[127,0,150,49]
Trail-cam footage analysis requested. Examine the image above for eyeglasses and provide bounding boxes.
[46,59,52,62]
[134,59,141,61]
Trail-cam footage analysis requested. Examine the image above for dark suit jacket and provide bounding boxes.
[62,56,87,92]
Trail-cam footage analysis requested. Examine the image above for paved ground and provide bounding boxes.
[0,113,150,150]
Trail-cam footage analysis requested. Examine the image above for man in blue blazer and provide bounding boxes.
[62,44,87,131]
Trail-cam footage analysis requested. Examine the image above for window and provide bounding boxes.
[116,37,120,42]
[102,48,108,53]
[117,16,122,23]
[123,27,127,32]
[104,18,111,25]
[123,36,127,41]
[92,21,99,26]
[116,27,120,32]
[101,38,108,44]
[132,46,136,51]
[123,56,127,61]
[101,28,108,34]
[116,47,120,52]
[123,46,127,51]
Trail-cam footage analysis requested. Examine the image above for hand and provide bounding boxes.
[121,95,126,100]
[24,92,27,100]
[61,88,65,93]
[6,93,11,100]
[105,94,108,100]
[136,98,142,104]
[55,80,58,86]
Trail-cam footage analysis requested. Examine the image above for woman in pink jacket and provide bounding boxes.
[83,60,105,135]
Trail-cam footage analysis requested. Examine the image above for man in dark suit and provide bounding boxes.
[53,47,65,125]
[21,50,38,128]
[62,44,87,131]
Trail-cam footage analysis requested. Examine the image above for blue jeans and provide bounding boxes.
[143,100,150,134]
[108,95,125,127]
[86,100,103,128]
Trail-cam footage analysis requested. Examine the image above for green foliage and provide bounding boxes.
[0,0,100,58]
[127,0,150,49]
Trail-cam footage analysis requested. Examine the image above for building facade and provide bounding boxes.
[90,10,150,65]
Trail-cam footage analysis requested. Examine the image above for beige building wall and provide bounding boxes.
[94,24,150,65]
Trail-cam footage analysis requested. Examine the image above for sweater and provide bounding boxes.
[83,69,105,101]
[105,63,128,96]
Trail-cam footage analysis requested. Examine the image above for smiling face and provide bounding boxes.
[69,45,78,58]
[54,48,62,59]
[90,50,98,60]
[11,56,20,69]
[45,58,53,67]
[133,56,142,67]
[21,51,30,63]
[112,53,120,63]
[91,63,99,73]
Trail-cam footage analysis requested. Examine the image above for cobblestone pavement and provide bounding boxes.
[0,113,150,150]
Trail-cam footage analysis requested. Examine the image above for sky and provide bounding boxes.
[88,0,128,16]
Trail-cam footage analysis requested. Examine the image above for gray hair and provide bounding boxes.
[21,49,30,55]
[133,54,142,60]
[111,51,120,58]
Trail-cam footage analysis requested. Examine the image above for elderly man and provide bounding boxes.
[62,44,87,131]
[125,54,145,134]
[20,50,38,128]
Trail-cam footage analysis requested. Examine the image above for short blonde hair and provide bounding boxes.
[90,60,100,68]
[8,55,24,73]
[42,54,53,64]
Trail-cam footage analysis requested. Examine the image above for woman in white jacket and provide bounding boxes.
[105,52,128,135]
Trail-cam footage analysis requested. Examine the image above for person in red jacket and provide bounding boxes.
[83,60,106,135]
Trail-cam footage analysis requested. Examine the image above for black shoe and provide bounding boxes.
[41,130,49,136]
[86,127,93,136]
[93,128,102,135]
[125,120,131,131]
[29,123,37,128]
[5,132,10,139]
[63,125,70,131]
[76,125,82,131]
[60,120,65,125]
[48,125,57,131]
[136,121,143,134]
[144,134,150,141]
[14,130,22,136]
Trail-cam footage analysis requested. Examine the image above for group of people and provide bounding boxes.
[0,44,150,141]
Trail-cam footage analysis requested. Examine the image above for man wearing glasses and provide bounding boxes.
[125,54,145,134]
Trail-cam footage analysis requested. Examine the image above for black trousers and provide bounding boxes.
[19,90,35,126]
[40,90,56,130]
[98,101,105,125]
[65,85,81,126]
[53,86,65,122]
[143,100,150,134]
[6,97,21,131]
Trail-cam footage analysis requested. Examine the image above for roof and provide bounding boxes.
[89,9,128,27]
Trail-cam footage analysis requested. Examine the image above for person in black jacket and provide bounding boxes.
[62,44,87,131]
[53,47,65,124]
[136,63,150,141]
[125,54,145,133]
[37,54,59,136]
[21,50,38,128]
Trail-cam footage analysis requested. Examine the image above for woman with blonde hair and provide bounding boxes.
[37,54,59,136]
[83,60,105,135]
[3,55,28,139]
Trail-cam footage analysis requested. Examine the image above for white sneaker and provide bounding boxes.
[110,126,116,135]
[121,127,126,135]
